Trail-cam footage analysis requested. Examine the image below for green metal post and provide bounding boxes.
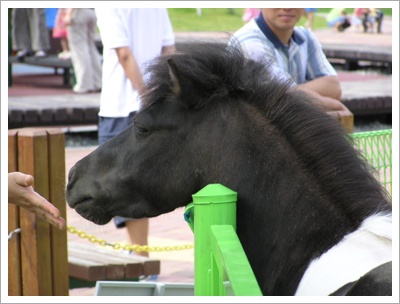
[192,184,237,296]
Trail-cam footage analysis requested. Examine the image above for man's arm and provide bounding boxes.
[115,46,145,93]
[296,85,345,111]
[297,75,342,101]
[116,45,175,94]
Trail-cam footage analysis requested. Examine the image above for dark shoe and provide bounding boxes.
[16,49,30,61]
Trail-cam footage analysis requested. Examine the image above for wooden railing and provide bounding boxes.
[8,128,69,296]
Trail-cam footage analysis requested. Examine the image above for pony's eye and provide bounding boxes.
[135,124,149,135]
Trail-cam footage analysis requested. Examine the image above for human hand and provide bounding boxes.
[8,172,66,230]
[317,95,346,112]
[297,87,345,112]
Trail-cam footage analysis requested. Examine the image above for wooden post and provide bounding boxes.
[8,128,69,296]
[329,104,354,133]
[47,129,69,295]
[8,130,22,296]
[337,105,354,133]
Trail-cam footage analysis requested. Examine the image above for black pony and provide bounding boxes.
[67,43,392,296]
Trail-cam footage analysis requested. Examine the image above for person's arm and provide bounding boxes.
[297,75,342,101]
[62,8,76,26]
[115,46,145,93]
[297,86,346,111]
[8,172,66,230]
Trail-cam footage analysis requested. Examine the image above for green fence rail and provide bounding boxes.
[186,129,392,296]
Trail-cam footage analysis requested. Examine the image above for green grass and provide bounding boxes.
[297,14,329,29]
[317,8,392,16]
[168,8,392,32]
[168,8,245,32]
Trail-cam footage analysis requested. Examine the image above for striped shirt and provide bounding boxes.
[230,14,337,85]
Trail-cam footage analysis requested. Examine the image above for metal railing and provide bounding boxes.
[187,129,392,296]
[186,184,262,296]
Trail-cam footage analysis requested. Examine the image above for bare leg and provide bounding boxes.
[126,218,149,257]
[60,38,69,52]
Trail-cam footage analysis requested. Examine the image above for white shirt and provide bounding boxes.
[95,8,175,117]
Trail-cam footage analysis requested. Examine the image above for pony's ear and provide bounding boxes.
[167,59,181,97]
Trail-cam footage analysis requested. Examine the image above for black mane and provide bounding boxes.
[142,41,290,110]
[142,42,391,227]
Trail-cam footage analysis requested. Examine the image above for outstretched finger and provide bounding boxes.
[27,192,62,219]
[39,210,67,230]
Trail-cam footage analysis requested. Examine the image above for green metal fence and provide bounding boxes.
[187,129,392,296]
[185,184,262,296]
[351,129,392,196]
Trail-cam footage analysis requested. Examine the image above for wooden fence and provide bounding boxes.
[8,128,69,296]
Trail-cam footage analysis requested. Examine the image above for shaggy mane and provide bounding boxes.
[141,42,391,223]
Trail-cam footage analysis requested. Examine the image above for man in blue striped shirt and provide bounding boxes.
[230,8,345,112]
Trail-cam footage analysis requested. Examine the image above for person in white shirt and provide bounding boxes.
[95,8,175,257]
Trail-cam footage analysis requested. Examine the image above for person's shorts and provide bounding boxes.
[98,112,136,144]
[98,112,137,228]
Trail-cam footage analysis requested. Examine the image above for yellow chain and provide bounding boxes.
[67,225,194,252]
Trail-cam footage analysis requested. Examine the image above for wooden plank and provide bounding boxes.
[16,131,39,296]
[142,258,161,277]
[68,242,160,279]
[69,242,144,280]
[84,107,100,121]
[47,129,69,296]
[8,130,22,296]
[68,256,106,281]
[75,243,161,277]
[24,109,40,124]
[9,109,23,123]
[9,55,73,69]
[39,109,54,124]
[342,96,392,116]
[54,108,68,123]
[17,129,53,296]
[322,44,392,63]
[68,246,126,280]
[70,108,85,123]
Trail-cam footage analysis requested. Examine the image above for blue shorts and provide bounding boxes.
[98,112,136,145]
[98,112,137,228]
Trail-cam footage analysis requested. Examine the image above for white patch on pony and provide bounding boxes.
[295,213,392,296]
